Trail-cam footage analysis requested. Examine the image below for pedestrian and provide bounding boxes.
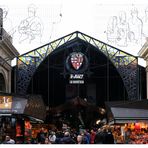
[60,131,76,144]
[77,135,83,144]
[104,127,114,144]
[3,136,15,144]
[49,131,56,144]
[44,137,51,144]
[36,127,46,144]
[90,129,96,144]
[94,128,104,144]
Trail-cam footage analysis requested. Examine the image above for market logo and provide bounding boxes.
[70,52,83,70]
[66,52,88,74]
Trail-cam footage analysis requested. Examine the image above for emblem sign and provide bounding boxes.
[70,52,84,70]
[65,51,88,74]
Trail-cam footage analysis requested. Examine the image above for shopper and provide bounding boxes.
[3,136,15,144]
[44,137,51,144]
[60,131,76,144]
[90,129,96,144]
[36,127,46,144]
[94,128,103,144]
[77,135,83,144]
[49,131,56,144]
[104,128,114,144]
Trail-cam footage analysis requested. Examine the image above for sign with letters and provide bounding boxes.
[69,74,84,84]
[0,96,12,109]
[65,52,89,84]
[66,52,88,74]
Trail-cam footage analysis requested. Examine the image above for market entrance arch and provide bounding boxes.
[16,31,139,123]
[27,37,128,107]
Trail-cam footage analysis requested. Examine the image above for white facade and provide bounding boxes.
[139,38,148,99]
[0,29,19,93]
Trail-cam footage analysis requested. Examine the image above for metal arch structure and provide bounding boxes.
[16,31,138,100]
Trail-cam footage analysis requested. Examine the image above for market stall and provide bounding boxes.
[0,94,46,143]
[105,100,148,144]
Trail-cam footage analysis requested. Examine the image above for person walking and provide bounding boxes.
[3,136,15,144]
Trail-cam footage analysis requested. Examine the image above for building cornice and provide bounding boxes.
[0,56,11,71]
[0,38,19,60]
[0,29,19,60]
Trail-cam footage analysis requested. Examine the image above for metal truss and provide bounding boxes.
[16,31,138,100]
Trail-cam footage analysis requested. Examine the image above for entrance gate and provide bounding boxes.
[16,31,138,100]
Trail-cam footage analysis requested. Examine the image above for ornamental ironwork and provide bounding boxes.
[16,31,138,100]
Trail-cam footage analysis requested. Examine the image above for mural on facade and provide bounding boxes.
[18,4,44,44]
[106,6,148,48]
[0,3,63,47]
[0,2,148,56]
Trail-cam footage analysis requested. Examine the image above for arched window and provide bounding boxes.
[0,73,6,92]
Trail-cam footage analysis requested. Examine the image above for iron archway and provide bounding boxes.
[16,31,138,100]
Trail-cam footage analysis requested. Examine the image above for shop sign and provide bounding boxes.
[0,96,27,114]
[69,74,84,84]
[66,52,89,84]
[0,96,12,110]
[70,52,83,70]
[66,52,88,74]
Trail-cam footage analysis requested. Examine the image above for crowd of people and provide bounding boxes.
[2,125,115,144]
[2,123,148,144]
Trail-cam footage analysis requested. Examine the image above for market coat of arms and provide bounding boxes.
[70,52,84,70]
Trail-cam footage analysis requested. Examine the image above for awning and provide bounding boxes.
[24,95,46,120]
[0,95,46,120]
[105,100,148,124]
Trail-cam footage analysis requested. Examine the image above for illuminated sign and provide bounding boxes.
[69,80,84,84]
[0,96,12,109]
[66,52,88,74]
[70,52,84,70]
[0,96,28,114]
[70,74,84,79]
[65,52,89,84]
[69,74,84,84]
